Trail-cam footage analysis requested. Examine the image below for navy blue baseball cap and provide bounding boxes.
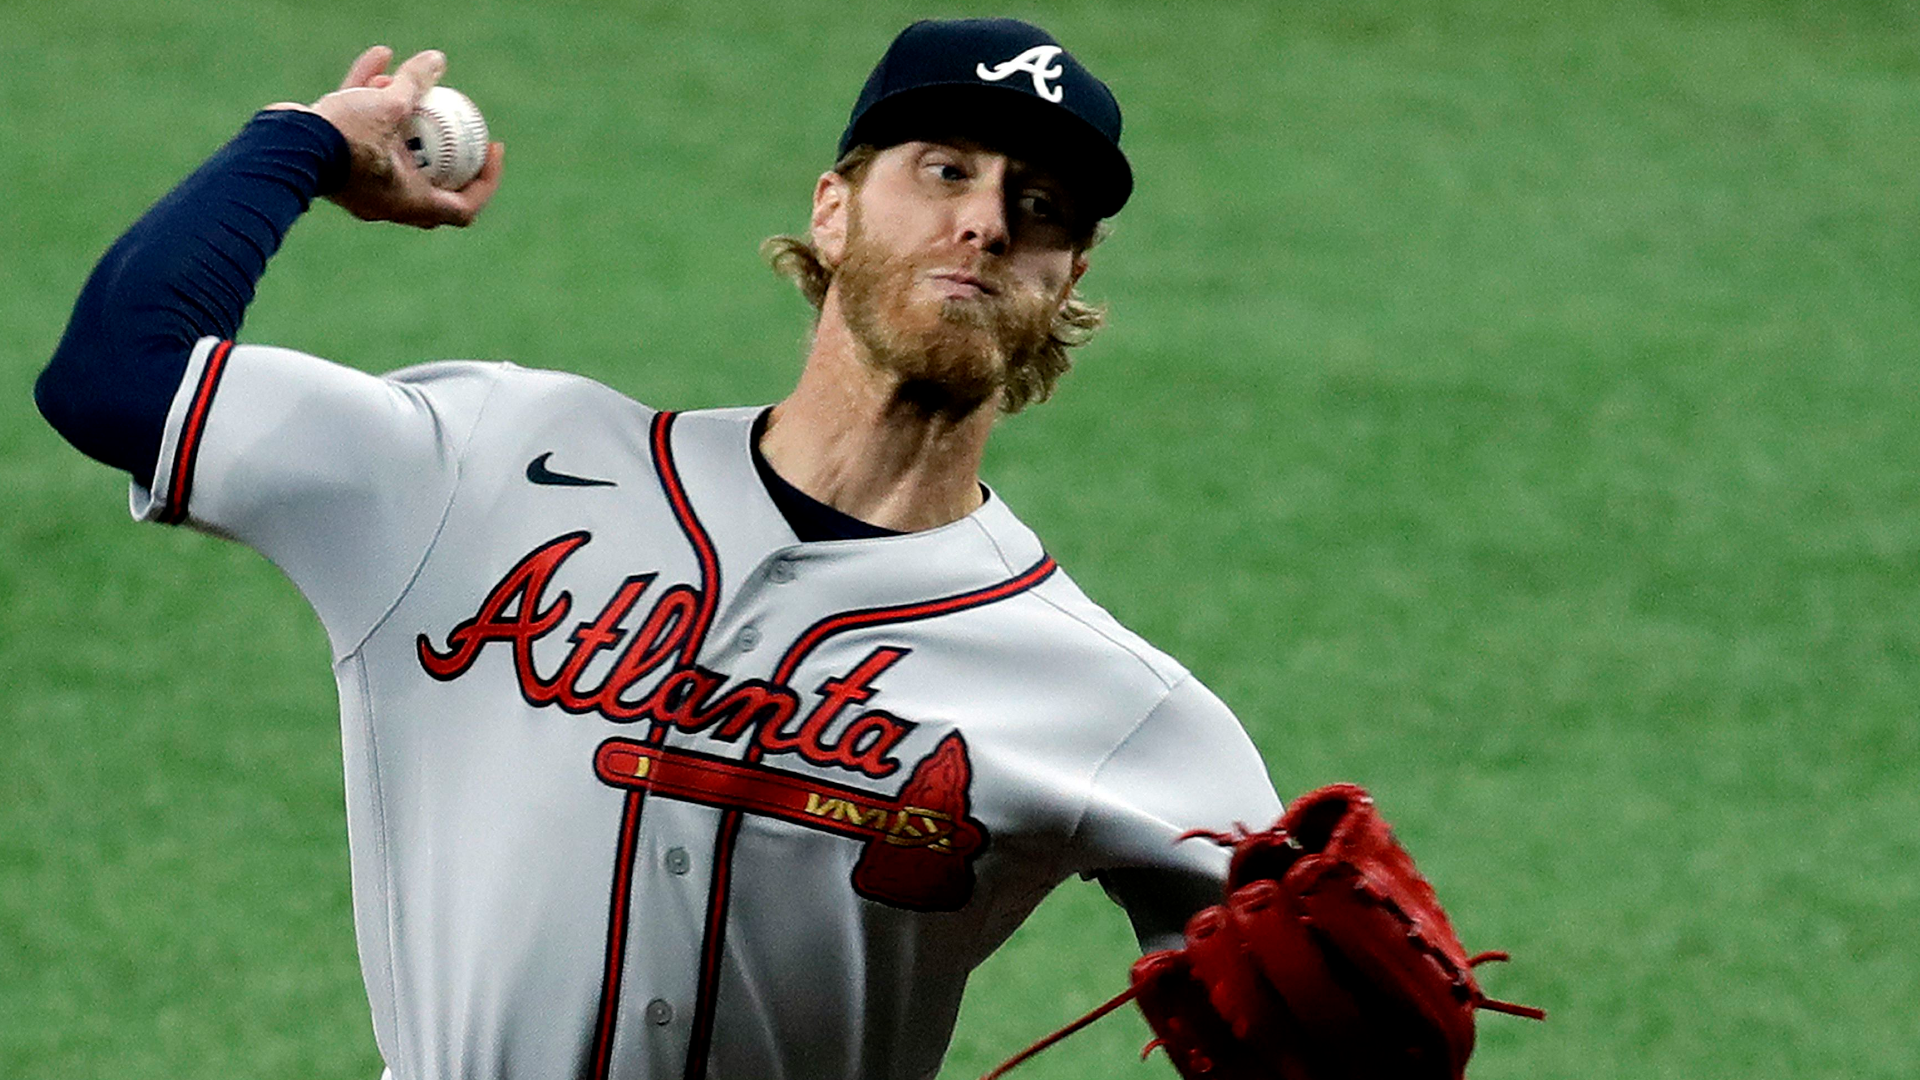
[839,19,1133,220]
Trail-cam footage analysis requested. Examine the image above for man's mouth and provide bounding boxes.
[927,270,997,297]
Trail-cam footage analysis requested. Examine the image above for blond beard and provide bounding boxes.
[833,208,1059,418]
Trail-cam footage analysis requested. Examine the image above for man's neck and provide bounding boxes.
[759,303,994,534]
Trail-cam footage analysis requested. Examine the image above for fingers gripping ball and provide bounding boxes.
[408,86,489,189]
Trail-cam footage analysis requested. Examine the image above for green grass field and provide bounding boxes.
[4,1,1918,1077]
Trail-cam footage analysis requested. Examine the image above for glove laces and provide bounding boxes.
[1467,951,1549,1020]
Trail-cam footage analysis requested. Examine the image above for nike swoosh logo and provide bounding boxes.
[526,452,616,487]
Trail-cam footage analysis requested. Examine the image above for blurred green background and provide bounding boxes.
[4,1,1917,1077]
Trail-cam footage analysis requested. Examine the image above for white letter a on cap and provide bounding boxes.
[975,45,1066,103]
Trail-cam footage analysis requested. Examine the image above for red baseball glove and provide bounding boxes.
[1129,783,1543,1080]
[980,783,1542,1080]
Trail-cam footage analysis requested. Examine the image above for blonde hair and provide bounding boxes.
[761,147,1109,414]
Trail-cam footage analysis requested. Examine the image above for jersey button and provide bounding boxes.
[646,999,674,1026]
[736,625,760,652]
[664,846,691,875]
[768,559,796,584]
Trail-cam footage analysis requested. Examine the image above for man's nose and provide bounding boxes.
[954,180,1011,256]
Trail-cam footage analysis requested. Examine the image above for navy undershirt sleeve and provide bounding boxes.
[35,109,349,484]
[40,110,942,543]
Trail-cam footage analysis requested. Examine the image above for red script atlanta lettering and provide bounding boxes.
[416,532,914,778]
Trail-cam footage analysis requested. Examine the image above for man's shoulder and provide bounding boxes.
[378,362,768,427]
[379,361,702,441]
[1026,562,1192,693]
[965,495,1191,693]
[382,359,639,405]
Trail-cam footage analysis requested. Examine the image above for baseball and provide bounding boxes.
[408,85,489,189]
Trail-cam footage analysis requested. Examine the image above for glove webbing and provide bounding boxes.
[977,798,1544,1080]
[975,949,1540,1080]
[1462,953,1548,1019]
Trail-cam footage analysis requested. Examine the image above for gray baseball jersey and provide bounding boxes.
[133,335,1281,1080]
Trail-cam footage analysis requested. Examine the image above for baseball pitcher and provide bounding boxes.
[38,18,1535,1080]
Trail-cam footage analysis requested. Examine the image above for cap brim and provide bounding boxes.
[843,84,1132,220]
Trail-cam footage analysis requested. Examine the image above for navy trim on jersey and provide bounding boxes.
[158,339,236,525]
[652,412,723,666]
[771,556,1060,685]
[682,553,1059,1080]
[588,411,724,1080]
[589,788,647,1080]
[35,109,347,488]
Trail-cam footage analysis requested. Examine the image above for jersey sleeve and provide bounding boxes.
[135,335,505,657]
[1068,676,1283,952]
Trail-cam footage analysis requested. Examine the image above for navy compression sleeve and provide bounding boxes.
[35,109,349,483]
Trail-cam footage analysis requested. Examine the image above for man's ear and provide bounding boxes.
[1059,252,1090,311]
[811,171,853,267]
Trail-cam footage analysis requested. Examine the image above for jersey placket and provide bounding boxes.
[588,411,724,1080]
[681,545,1056,1079]
[602,570,813,1080]
[593,413,840,1080]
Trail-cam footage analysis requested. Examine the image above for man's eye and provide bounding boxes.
[928,161,967,182]
[1018,193,1058,220]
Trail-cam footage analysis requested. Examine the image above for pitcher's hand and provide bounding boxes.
[267,46,503,228]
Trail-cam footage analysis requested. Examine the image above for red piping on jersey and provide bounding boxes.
[771,554,1060,684]
[159,338,234,525]
[650,411,721,666]
[589,787,646,1080]
[682,553,1059,1080]
[587,412,721,1080]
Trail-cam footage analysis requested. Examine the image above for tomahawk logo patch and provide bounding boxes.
[975,45,1067,102]
[595,733,988,912]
